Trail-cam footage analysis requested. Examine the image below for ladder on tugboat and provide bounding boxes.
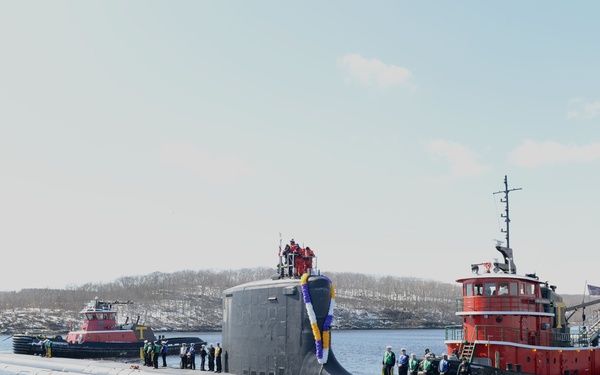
[460,342,475,362]
[585,311,600,345]
[458,328,477,362]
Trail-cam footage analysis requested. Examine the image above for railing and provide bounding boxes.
[445,325,588,348]
[455,296,543,313]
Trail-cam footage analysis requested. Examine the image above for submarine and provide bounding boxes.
[221,240,351,375]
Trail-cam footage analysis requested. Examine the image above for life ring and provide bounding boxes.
[485,263,492,272]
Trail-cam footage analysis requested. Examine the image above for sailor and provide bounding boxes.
[208,343,215,371]
[281,243,293,278]
[382,345,396,375]
[199,344,207,370]
[451,348,459,359]
[188,343,196,369]
[215,343,222,373]
[287,240,299,277]
[161,341,168,367]
[438,354,450,375]
[44,339,52,358]
[397,347,409,375]
[153,341,161,369]
[304,246,315,272]
[143,340,150,366]
[146,341,155,367]
[421,354,434,375]
[180,343,188,369]
[37,339,45,356]
[408,353,419,375]
[291,240,304,277]
[457,357,472,375]
[295,246,306,276]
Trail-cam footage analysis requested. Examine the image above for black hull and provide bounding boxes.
[222,274,352,375]
[12,334,206,359]
[435,359,534,375]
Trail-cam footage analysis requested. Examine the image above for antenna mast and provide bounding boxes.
[493,175,522,249]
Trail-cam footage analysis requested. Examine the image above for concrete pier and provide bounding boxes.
[0,353,226,375]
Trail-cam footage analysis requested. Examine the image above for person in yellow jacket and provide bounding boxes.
[215,343,223,373]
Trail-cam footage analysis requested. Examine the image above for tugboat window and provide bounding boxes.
[465,283,473,297]
[474,284,483,296]
[485,283,496,296]
[498,282,509,295]
[510,282,518,295]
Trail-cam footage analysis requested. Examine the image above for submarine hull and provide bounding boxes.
[222,274,351,375]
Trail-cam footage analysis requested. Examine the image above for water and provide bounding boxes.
[0,329,446,375]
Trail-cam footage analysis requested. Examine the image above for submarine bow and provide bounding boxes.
[222,274,351,375]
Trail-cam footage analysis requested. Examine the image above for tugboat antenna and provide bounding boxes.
[493,175,522,249]
[491,175,522,274]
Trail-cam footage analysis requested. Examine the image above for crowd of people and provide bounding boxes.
[280,239,316,278]
[142,338,223,371]
[382,346,471,375]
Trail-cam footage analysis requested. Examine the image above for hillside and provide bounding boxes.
[0,268,589,334]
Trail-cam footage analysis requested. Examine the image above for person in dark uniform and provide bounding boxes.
[281,243,293,277]
[438,354,450,375]
[180,343,188,369]
[161,341,168,367]
[397,348,409,375]
[457,357,471,375]
[199,344,207,370]
[208,343,215,372]
[189,343,196,369]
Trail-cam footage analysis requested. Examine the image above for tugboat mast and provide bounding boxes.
[493,175,522,249]
[491,175,522,274]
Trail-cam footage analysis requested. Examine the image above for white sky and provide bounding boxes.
[1,2,599,295]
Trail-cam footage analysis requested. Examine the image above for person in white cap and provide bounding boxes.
[180,343,188,369]
[438,353,450,375]
[397,347,409,375]
[382,345,396,375]
[188,343,196,370]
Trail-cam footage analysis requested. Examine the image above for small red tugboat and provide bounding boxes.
[13,297,206,359]
[445,176,600,375]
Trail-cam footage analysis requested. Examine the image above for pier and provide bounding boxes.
[0,353,228,375]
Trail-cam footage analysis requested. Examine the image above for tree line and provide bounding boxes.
[0,268,465,332]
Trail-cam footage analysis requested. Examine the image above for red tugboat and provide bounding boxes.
[445,176,600,375]
[12,297,206,359]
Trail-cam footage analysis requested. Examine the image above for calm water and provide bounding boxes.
[0,329,446,375]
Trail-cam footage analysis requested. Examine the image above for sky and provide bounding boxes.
[1,2,600,295]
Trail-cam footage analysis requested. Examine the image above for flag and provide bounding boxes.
[278,233,282,257]
[588,284,600,296]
